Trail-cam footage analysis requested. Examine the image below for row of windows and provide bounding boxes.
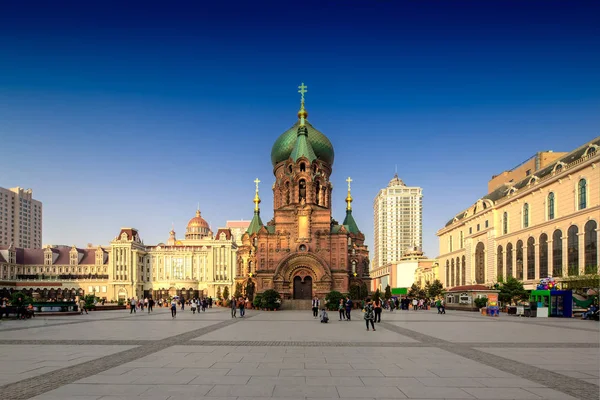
[503,178,589,235]
[497,221,598,279]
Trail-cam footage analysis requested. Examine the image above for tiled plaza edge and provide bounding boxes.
[0,308,597,400]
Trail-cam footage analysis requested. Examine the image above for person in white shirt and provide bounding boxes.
[170,299,177,318]
[130,298,137,314]
[312,297,320,318]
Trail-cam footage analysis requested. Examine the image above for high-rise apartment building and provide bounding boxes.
[373,174,423,270]
[0,187,43,248]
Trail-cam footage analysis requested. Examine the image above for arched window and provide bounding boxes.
[567,225,579,276]
[584,220,598,274]
[461,256,466,285]
[503,212,508,235]
[547,193,555,220]
[539,233,548,278]
[578,179,587,210]
[523,203,529,228]
[497,245,503,281]
[506,243,513,278]
[298,179,306,203]
[315,181,320,205]
[456,257,460,286]
[451,258,455,287]
[527,237,535,280]
[553,229,563,277]
[516,240,524,280]
[475,242,485,284]
[300,162,306,172]
[445,260,450,287]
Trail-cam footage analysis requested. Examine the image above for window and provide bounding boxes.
[503,212,508,235]
[475,242,485,284]
[477,224,480,231]
[459,231,464,248]
[469,227,472,234]
[553,230,563,277]
[584,220,598,274]
[539,233,548,279]
[526,169,531,176]
[497,245,503,280]
[445,260,449,286]
[451,258,455,287]
[461,256,466,285]
[523,203,529,228]
[485,220,489,228]
[449,236,453,252]
[516,240,524,280]
[578,179,587,210]
[567,225,579,276]
[548,192,555,220]
[527,237,535,280]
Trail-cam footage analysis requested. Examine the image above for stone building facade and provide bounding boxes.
[236,86,370,300]
[437,137,599,290]
[0,209,237,301]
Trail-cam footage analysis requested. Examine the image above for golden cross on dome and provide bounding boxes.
[298,82,308,103]
[253,178,261,212]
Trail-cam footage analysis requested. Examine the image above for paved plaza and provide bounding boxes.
[0,307,598,400]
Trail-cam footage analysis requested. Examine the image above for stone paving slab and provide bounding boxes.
[0,308,598,400]
[387,321,599,343]
[195,320,417,343]
[0,345,137,386]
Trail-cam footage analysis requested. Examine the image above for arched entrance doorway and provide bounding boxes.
[293,276,312,299]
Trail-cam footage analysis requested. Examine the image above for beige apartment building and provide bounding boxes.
[373,174,423,270]
[0,187,43,249]
[0,209,237,301]
[437,137,599,290]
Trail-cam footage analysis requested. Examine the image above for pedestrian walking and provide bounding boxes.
[148,298,154,313]
[345,296,353,321]
[373,298,382,323]
[412,298,418,311]
[130,298,136,314]
[312,296,320,318]
[191,299,197,314]
[180,298,185,311]
[338,299,346,321]
[202,298,207,312]
[231,296,237,318]
[79,298,88,315]
[364,299,376,331]
[171,298,177,318]
[238,297,245,317]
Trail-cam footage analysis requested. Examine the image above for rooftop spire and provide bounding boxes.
[253,178,261,212]
[247,178,264,235]
[346,176,353,211]
[297,82,308,125]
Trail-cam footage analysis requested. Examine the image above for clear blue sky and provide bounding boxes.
[0,1,598,257]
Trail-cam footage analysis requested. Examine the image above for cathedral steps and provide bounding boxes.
[281,299,313,310]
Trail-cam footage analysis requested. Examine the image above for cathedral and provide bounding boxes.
[236,84,370,301]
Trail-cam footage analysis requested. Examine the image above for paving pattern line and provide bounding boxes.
[0,312,154,332]
[0,316,246,400]
[445,311,600,332]
[380,321,599,400]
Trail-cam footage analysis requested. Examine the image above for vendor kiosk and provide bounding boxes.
[530,290,572,318]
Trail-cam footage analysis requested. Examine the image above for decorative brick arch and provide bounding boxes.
[273,252,332,296]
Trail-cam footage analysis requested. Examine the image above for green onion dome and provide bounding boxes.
[270,120,335,167]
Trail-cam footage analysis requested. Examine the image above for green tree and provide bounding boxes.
[216,287,222,300]
[325,290,345,311]
[11,291,32,307]
[498,276,528,305]
[360,282,369,300]
[474,296,488,309]
[349,284,361,300]
[234,282,243,298]
[426,280,444,299]
[245,279,256,301]
[373,289,381,303]
[260,289,281,309]
[407,283,419,298]
[222,286,230,300]
[384,285,392,300]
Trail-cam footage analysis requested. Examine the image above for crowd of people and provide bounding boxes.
[314,295,447,327]
[126,296,218,318]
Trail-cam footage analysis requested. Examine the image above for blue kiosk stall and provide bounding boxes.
[530,289,573,317]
